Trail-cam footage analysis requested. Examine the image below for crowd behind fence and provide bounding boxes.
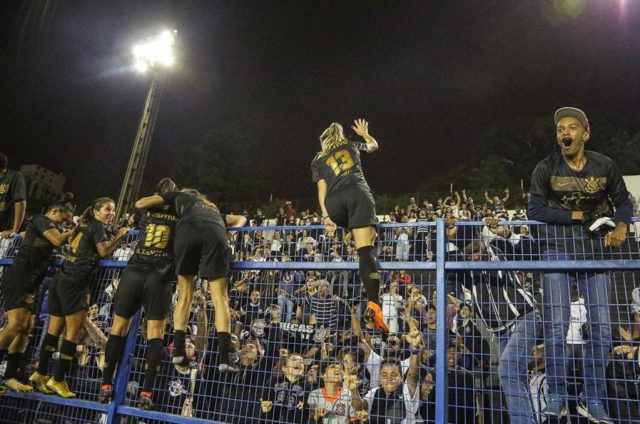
[0,218,639,423]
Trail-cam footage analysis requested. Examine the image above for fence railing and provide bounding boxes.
[0,219,639,423]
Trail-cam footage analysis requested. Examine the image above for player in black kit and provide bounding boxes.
[0,203,74,392]
[311,119,388,334]
[98,178,179,409]
[30,197,130,398]
[135,189,246,373]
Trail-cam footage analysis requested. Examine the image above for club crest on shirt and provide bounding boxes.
[24,292,35,304]
[583,177,601,194]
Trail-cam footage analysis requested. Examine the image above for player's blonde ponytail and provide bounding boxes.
[319,122,347,156]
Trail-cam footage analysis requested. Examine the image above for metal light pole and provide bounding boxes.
[116,30,176,220]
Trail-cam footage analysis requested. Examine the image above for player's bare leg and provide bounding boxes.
[172,275,196,365]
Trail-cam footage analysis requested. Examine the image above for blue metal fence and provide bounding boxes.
[0,219,639,423]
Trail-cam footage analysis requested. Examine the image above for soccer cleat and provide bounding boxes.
[218,363,240,373]
[172,356,197,369]
[365,301,389,333]
[139,391,154,410]
[29,371,54,394]
[98,384,113,403]
[4,378,34,392]
[577,401,613,424]
[541,398,567,418]
[46,378,76,398]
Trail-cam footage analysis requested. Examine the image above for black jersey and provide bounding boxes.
[530,151,629,217]
[128,205,178,270]
[161,192,226,227]
[10,214,57,273]
[61,219,107,280]
[310,140,370,194]
[0,169,27,231]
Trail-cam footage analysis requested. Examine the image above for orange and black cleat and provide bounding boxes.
[365,301,389,334]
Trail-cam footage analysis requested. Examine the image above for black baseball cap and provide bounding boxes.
[554,107,590,131]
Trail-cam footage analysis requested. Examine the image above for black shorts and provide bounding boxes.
[0,266,45,312]
[174,221,230,280]
[113,265,174,320]
[47,274,91,317]
[326,184,376,230]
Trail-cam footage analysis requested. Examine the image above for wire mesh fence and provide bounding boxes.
[0,219,639,423]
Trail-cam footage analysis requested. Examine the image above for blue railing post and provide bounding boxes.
[435,219,448,424]
[106,309,143,424]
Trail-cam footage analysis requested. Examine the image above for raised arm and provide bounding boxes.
[352,119,378,152]
[225,214,247,228]
[502,188,510,203]
[134,194,166,210]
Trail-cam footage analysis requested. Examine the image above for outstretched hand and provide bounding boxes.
[352,119,369,137]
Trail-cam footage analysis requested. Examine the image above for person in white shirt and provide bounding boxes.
[381,282,404,334]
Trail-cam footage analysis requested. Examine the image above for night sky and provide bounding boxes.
[1,0,639,207]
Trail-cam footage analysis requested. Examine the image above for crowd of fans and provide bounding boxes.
[1,191,640,423]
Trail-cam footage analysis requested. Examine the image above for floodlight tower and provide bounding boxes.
[116,29,177,221]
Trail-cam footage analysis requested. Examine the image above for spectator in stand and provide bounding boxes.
[363,332,422,424]
[275,207,287,226]
[261,353,310,422]
[211,338,266,423]
[446,343,477,424]
[395,228,410,261]
[284,201,296,225]
[380,281,404,334]
[529,106,632,422]
[307,359,367,423]
[252,208,266,226]
[276,270,298,323]
[415,209,433,261]
[397,270,412,286]
[406,197,419,216]
[270,230,283,259]
[0,153,27,237]
[461,189,475,210]
[484,188,510,212]
[240,289,266,330]
[300,280,340,332]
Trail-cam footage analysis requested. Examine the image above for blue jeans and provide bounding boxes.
[542,250,611,403]
[497,310,542,424]
[277,297,294,323]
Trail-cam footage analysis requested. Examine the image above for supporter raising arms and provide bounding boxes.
[0,202,74,392]
[31,197,130,398]
[135,188,247,372]
[99,178,179,410]
[311,119,388,334]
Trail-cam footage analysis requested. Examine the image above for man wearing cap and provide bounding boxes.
[528,107,633,423]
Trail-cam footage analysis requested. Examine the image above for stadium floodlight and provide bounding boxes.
[132,29,177,73]
[117,29,177,220]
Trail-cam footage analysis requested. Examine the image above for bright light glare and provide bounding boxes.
[132,29,177,73]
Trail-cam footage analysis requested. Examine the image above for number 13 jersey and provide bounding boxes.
[311,140,371,194]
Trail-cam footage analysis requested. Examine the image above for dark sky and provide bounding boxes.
[1,0,639,206]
